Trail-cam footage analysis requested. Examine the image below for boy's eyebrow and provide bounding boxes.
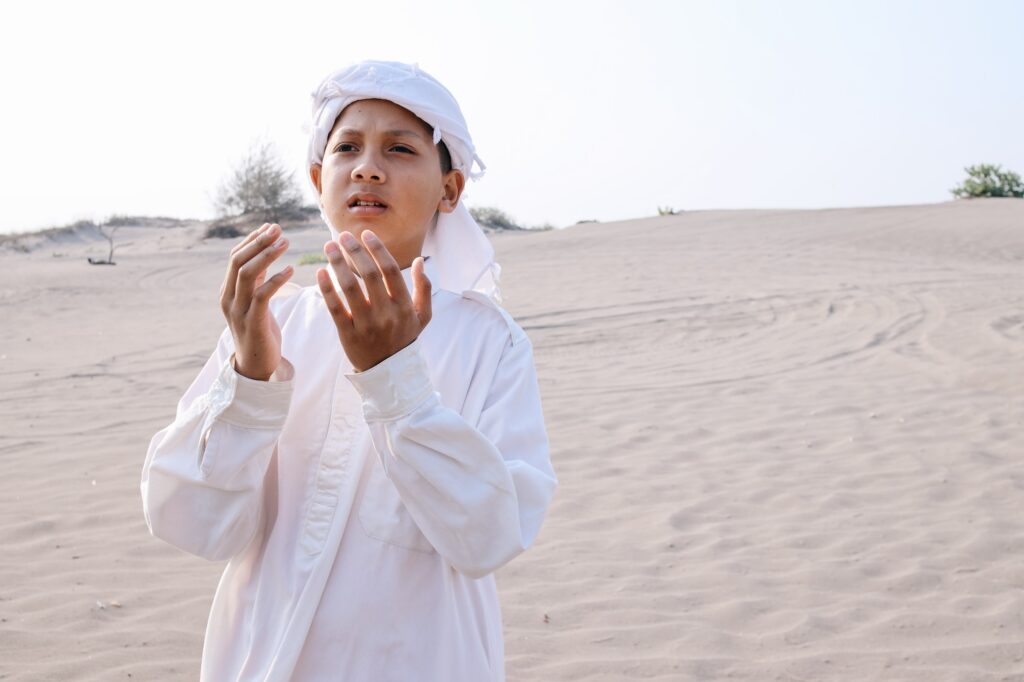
[333,127,427,140]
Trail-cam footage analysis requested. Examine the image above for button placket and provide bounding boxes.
[299,362,364,556]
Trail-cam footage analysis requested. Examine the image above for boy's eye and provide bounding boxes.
[334,143,413,153]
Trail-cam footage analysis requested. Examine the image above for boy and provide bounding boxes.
[140,60,558,681]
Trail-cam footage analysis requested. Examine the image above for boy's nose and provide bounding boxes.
[352,159,385,183]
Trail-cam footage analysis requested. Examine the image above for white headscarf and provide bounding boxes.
[306,60,502,305]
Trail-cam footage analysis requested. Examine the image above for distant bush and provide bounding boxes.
[951,164,1024,199]
[469,206,524,231]
[102,214,140,227]
[205,224,245,239]
[298,252,328,265]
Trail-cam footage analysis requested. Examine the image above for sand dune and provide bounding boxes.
[1,199,1023,680]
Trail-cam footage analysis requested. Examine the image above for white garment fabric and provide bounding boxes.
[307,59,503,304]
[140,257,558,680]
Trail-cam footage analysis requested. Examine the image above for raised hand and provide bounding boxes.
[219,223,294,381]
[316,229,432,372]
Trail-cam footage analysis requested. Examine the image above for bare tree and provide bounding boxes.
[214,137,304,222]
[87,224,121,265]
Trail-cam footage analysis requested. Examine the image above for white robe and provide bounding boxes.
[140,255,558,681]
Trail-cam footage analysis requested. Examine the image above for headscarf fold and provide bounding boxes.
[306,60,502,304]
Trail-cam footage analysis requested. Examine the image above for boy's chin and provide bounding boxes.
[336,215,390,233]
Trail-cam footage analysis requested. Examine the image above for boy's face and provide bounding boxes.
[310,98,465,269]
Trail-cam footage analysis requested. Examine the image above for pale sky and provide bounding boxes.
[2,0,1021,234]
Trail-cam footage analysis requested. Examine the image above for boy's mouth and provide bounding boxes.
[347,193,389,216]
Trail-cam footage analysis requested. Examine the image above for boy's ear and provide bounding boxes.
[309,164,323,197]
[438,169,466,214]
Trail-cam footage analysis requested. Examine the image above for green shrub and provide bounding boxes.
[298,252,328,266]
[951,164,1024,198]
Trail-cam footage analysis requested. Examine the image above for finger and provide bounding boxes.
[361,229,410,302]
[223,223,280,303]
[222,223,269,304]
[324,240,370,318]
[412,257,432,325]
[230,223,271,256]
[252,265,295,307]
[316,267,354,332]
[235,231,289,307]
[338,231,390,305]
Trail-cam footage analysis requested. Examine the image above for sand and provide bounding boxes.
[1,199,1023,680]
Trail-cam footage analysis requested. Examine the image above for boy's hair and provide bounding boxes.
[438,139,452,174]
[411,111,452,175]
[431,140,451,227]
[410,112,451,230]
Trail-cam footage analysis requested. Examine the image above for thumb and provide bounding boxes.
[412,257,432,325]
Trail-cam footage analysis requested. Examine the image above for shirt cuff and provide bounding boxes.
[212,353,295,428]
[344,336,435,421]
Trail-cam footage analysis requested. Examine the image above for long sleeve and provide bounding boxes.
[140,325,295,562]
[345,332,558,580]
